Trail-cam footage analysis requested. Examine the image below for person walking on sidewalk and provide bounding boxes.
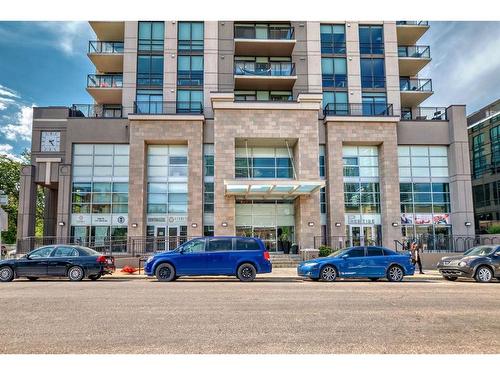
[410,241,424,274]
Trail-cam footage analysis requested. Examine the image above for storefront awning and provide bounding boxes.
[224,179,325,197]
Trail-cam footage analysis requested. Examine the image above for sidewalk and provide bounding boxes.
[104,268,443,281]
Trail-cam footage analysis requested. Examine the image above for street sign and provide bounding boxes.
[0,208,7,231]
[0,194,7,205]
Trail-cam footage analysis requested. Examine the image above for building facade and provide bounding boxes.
[467,99,500,233]
[17,21,475,253]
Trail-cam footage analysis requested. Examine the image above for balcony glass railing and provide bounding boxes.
[134,101,203,115]
[88,41,124,54]
[234,62,296,76]
[401,107,447,121]
[234,25,294,40]
[69,104,123,118]
[87,74,123,88]
[398,45,430,58]
[324,103,394,117]
[400,78,432,92]
[396,21,429,26]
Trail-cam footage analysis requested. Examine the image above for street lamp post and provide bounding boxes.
[0,190,9,260]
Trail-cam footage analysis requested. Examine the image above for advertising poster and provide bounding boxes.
[414,214,433,225]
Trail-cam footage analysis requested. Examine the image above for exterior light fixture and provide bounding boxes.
[392,222,399,227]
[308,222,315,227]
[131,223,138,228]
[221,222,228,227]
[191,223,198,228]
[465,222,472,227]
[58,221,65,227]
[335,222,342,227]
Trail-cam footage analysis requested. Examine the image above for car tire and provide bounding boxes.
[26,277,39,281]
[320,265,337,282]
[88,275,101,281]
[443,276,458,281]
[387,265,404,282]
[0,266,14,282]
[474,266,493,283]
[67,266,85,281]
[155,263,176,282]
[237,263,257,282]
[369,278,379,281]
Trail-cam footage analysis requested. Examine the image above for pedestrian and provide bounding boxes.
[410,241,424,274]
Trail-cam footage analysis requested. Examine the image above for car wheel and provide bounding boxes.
[155,263,176,282]
[320,265,337,282]
[237,263,256,282]
[0,266,14,282]
[369,278,379,281]
[67,266,85,281]
[443,276,458,281]
[387,265,404,282]
[26,277,39,281]
[474,266,493,283]
[88,275,101,281]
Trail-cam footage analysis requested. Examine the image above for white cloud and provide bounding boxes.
[37,22,91,56]
[0,84,20,111]
[1,106,33,141]
[0,143,22,162]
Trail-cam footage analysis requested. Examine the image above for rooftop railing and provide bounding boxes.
[398,45,431,58]
[234,25,295,40]
[396,21,429,26]
[234,61,296,76]
[133,101,203,115]
[69,104,123,118]
[400,78,433,92]
[87,74,123,88]
[88,40,124,54]
[324,103,394,117]
[400,107,447,121]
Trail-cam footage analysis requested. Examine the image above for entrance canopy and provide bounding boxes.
[224,179,325,198]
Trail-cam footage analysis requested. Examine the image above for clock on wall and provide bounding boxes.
[40,131,61,152]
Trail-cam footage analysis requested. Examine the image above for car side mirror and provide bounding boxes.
[23,254,30,260]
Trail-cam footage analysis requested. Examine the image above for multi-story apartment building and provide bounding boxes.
[17,21,475,253]
[467,99,500,233]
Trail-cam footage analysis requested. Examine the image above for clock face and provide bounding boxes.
[41,131,61,152]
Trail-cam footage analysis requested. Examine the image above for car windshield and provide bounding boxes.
[327,248,349,258]
[463,246,495,257]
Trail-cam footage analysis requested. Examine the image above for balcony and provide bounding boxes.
[86,74,123,104]
[398,45,431,76]
[89,22,124,41]
[400,78,433,107]
[234,24,296,56]
[87,41,124,73]
[324,103,394,117]
[401,107,447,121]
[234,62,297,90]
[133,101,203,115]
[69,104,123,118]
[396,21,429,45]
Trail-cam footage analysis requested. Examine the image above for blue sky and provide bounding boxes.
[0,21,499,159]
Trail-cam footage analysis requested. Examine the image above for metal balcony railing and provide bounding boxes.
[234,62,296,76]
[88,41,124,54]
[324,103,394,117]
[133,101,203,115]
[69,104,123,118]
[400,78,433,92]
[234,25,295,40]
[398,45,431,58]
[87,74,123,88]
[400,107,447,121]
[396,21,429,26]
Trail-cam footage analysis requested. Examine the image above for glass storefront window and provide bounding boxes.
[235,147,294,179]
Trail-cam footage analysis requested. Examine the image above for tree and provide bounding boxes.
[0,150,45,244]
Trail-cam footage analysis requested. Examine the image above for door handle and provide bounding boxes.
[39,261,49,265]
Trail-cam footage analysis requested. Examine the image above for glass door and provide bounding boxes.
[349,225,375,246]
[253,227,276,252]
[350,226,361,246]
[168,226,179,251]
[156,226,167,252]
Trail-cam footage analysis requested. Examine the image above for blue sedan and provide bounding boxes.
[297,246,415,282]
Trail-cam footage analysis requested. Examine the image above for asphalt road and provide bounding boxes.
[0,277,499,354]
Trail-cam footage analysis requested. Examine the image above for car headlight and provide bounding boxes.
[303,262,319,267]
[146,256,154,264]
[458,261,467,267]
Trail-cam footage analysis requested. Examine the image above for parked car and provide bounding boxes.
[297,246,415,282]
[144,236,272,282]
[437,245,500,283]
[0,245,115,282]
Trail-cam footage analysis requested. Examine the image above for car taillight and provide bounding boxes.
[97,255,107,264]
[264,251,270,261]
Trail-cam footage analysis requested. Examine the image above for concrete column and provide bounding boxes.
[306,21,322,93]
[346,22,362,105]
[383,21,401,116]
[164,21,177,102]
[128,128,147,237]
[16,165,37,239]
[56,165,71,238]
[43,188,58,237]
[122,21,138,115]
[325,127,345,238]
[447,105,475,236]
[217,21,234,92]
[291,21,308,98]
[204,21,218,118]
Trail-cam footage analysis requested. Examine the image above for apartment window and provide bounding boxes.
[398,146,449,179]
[361,58,385,88]
[472,134,486,178]
[204,182,214,213]
[177,55,203,86]
[137,55,164,87]
[473,184,491,209]
[320,187,327,214]
[204,145,214,177]
[234,90,293,102]
[177,89,203,113]
[359,25,384,54]
[320,24,346,54]
[322,91,348,112]
[361,92,388,116]
[321,57,347,88]
[344,182,381,214]
[178,22,204,52]
[136,89,163,114]
[204,225,214,236]
[138,22,165,52]
[343,146,379,178]
[235,147,293,179]
[319,145,326,178]
[490,125,500,168]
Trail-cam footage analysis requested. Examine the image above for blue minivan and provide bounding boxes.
[144,236,272,282]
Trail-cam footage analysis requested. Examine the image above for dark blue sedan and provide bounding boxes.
[297,246,415,282]
[144,236,272,282]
